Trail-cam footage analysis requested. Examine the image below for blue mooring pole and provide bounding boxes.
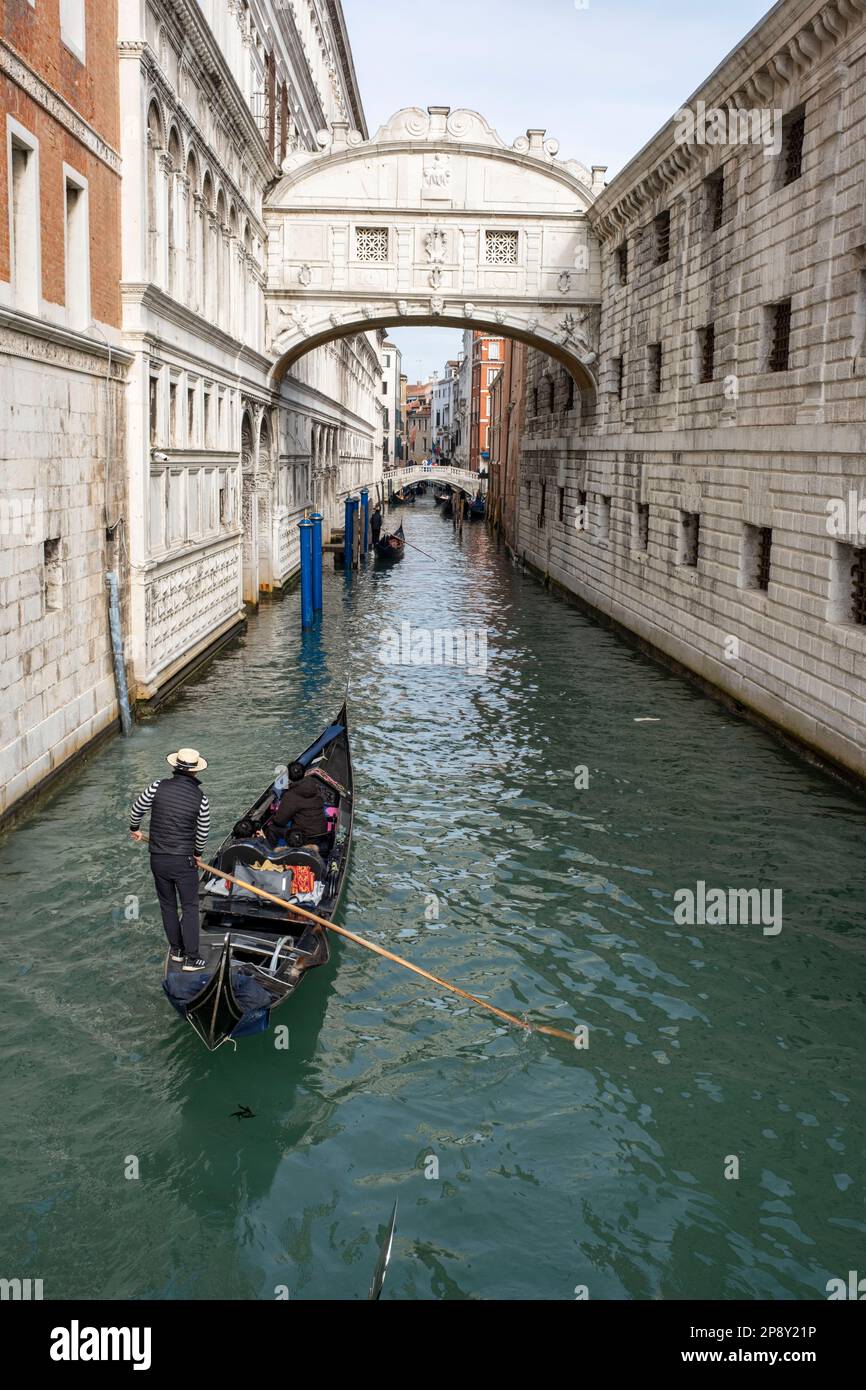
[299,518,314,628]
[343,496,354,572]
[360,488,370,557]
[311,512,323,611]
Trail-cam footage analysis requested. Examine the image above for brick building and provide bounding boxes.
[467,331,504,471]
[0,0,129,822]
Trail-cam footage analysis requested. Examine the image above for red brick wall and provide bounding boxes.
[0,0,120,324]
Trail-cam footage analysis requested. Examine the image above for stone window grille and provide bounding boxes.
[565,373,575,410]
[355,226,389,262]
[43,538,63,611]
[680,511,700,567]
[614,356,625,401]
[698,323,716,383]
[538,481,546,528]
[781,108,806,186]
[616,241,628,285]
[768,300,792,372]
[705,171,725,233]
[743,524,772,591]
[654,211,671,266]
[648,343,662,394]
[485,230,519,265]
[635,503,649,552]
[558,487,565,523]
[547,378,556,412]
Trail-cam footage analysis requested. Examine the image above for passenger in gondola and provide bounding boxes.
[371,504,383,545]
[262,761,330,853]
[129,747,210,972]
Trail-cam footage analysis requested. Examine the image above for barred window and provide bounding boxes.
[744,524,772,591]
[485,230,519,265]
[680,511,700,567]
[356,226,389,262]
[768,300,792,372]
[648,343,662,395]
[698,323,716,383]
[705,171,725,233]
[654,210,671,266]
[782,109,806,187]
[635,503,649,552]
[616,241,628,286]
[614,355,625,401]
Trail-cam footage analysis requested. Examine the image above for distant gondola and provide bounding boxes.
[162,702,354,1051]
[391,487,416,505]
[441,493,454,518]
[374,522,405,562]
[468,494,486,521]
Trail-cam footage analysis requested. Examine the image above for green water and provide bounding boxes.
[1,501,864,1301]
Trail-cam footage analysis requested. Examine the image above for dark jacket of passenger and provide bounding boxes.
[268,776,326,842]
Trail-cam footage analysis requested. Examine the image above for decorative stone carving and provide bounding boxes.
[464,302,477,318]
[423,152,452,192]
[558,271,572,294]
[424,225,447,263]
[397,300,410,316]
[558,310,597,363]
[430,297,444,316]
[298,264,313,286]
[429,267,442,290]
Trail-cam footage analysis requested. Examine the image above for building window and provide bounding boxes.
[698,323,716,383]
[614,356,625,401]
[654,210,671,266]
[43,537,63,611]
[149,374,160,446]
[705,170,725,233]
[547,378,556,413]
[187,385,196,443]
[8,124,40,312]
[679,511,700,567]
[565,373,575,411]
[525,480,532,511]
[558,487,565,523]
[634,502,649,552]
[538,481,546,527]
[743,524,772,591]
[60,0,86,62]
[647,343,662,395]
[616,241,628,286]
[781,108,806,187]
[597,495,611,542]
[355,226,389,262]
[768,300,792,372]
[63,171,89,329]
[169,379,180,445]
[531,386,539,415]
[485,230,519,265]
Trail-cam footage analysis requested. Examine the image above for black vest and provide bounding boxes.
[148,773,203,856]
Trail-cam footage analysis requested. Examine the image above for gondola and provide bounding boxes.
[468,494,486,521]
[391,487,416,505]
[374,522,405,562]
[441,493,454,518]
[433,484,450,505]
[162,701,354,1051]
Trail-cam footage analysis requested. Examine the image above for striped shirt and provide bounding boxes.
[130,779,210,852]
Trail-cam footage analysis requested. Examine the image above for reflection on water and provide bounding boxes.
[1,500,864,1300]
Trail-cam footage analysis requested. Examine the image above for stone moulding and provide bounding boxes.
[1,39,122,174]
[590,0,866,244]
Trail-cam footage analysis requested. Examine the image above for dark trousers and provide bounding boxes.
[150,853,199,956]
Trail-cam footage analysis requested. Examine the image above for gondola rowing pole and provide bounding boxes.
[193,856,577,1044]
[400,537,438,562]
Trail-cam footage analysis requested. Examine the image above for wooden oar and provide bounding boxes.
[195,856,576,1043]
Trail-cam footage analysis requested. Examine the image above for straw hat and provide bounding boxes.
[167,747,208,773]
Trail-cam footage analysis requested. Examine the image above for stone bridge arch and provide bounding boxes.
[264,107,606,399]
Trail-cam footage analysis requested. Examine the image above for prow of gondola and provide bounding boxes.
[368,1199,398,1300]
[186,935,245,1052]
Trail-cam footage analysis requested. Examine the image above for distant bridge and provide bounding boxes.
[383,464,485,498]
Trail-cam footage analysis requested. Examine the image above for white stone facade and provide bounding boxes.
[119,0,383,698]
[512,0,866,780]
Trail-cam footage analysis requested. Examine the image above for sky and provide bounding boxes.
[341,0,775,379]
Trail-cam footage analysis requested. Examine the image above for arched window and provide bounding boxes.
[185,152,198,311]
[202,172,214,320]
[146,103,163,283]
[216,189,227,329]
[167,128,182,297]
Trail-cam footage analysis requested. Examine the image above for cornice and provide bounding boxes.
[590,0,866,244]
[0,305,132,375]
[1,39,121,174]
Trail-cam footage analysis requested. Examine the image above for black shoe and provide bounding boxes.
[182,955,208,972]
[169,945,184,964]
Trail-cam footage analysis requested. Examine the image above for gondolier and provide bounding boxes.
[371,504,383,545]
[129,748,210,972]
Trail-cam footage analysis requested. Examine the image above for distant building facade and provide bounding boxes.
[465,331,504,470]
[381,338,402,464]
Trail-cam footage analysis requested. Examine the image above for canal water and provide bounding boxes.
[2,498,864,1301]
